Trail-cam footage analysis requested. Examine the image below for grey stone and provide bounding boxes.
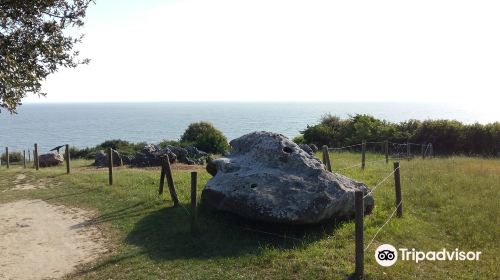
[132,144,176,167]
[309,144,319,152]
[38,153,64,167]
[299,144,314,155]
[121,155,133,165]
[94,149,123,167]
[201,131,374,224]
[166,145,208,165]
[94,151,107,167]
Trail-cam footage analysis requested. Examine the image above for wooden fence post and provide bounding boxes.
[322,145,332,172]
[5,147,9,169]
[191,171,198,234]
[421,144,425,159]
[28,149,31,162]
[406,141,410,161]
[23,150,26,168]
[361,140,366,169]
[162,154,179,206]
[429,143,433,158]
[385,140,389,164]
[159,158,166,195]
[34,143,39,170]
[393,162,402,217]
[65,144,70,174]
[354,190,364,279]
[108,148,113,185]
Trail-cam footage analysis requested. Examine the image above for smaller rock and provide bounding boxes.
[299,144,314,155]
[121,155,133,165]
[159,147,177,163]
[309,144,318,152]
[94,151,107,167]
[132,144,175,167]
[132,144,161,167]
[94,150,123,167]
[38,153,64,167]
[165,145,208,165]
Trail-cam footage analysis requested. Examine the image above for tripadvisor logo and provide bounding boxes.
[374,244,482,267]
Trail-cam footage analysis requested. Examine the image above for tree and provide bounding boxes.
[0,0,93,113]
[180,122,229,154]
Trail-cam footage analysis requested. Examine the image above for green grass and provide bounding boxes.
[0,154,498,279]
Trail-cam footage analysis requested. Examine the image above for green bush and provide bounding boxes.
[300,114,500,156]
[69,140,147,159]
[69,146,97,160]
[95,139,146,156]
[180,122,229,154]
[413,120,464,155]
[159,140,183,149]
[292,135,305,144]
[1,151,23,162]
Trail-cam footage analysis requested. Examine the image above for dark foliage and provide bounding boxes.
[70,139,146,159]
[0,0,93,113]
[1,151,22,162]
[300,114,500,156]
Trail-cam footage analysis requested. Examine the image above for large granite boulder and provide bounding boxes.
[38,153,64,167]
[94,150,123,167]
[202,131,374,224]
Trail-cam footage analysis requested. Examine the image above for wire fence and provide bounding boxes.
[2,139,415,277]
[328,143,363,150]
[363,166,399,199]
[364,200,403,251]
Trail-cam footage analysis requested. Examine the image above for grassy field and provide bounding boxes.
[0,153,498,279]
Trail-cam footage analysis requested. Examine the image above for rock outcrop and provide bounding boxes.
[92,144,211,167]
[202,131,374,224]
[165,145,209,165]
[299,144,314,155]
[131,144,175,167]
[94,150,123,167]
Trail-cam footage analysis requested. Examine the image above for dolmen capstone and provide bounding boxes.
[202,131,374,224]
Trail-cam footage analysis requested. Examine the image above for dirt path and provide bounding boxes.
[0,199,107,279]
[6,173,60,191]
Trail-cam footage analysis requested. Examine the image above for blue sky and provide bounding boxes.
[25,0,500,112]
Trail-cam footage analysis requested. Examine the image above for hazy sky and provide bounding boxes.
[25,0,500,106]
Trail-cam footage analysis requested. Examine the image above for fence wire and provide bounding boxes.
[360,165,403,251]
[336,162,363,171]
[363,166,399,199]
[328,143,363,150]
[364,200,403,251]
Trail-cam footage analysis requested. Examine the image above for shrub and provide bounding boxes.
[1,151,23,162]
[180,122,229,154]
[413,120,464,155]
[292,135,305,144]
[159,140,183,149]
[69,146,97,160]
[96,139,145,156]
[299,114,499,156]
[69,140,147,159]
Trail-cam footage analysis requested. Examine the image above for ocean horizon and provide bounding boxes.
[1,102,497,152]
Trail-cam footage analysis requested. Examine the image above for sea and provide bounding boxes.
[0,102,496,153]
